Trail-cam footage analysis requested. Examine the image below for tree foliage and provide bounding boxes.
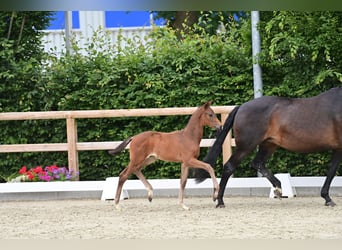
[260,11,342,96]
[0,12,54,112]
[153,11,247,36]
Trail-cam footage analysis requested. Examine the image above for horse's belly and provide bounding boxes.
[272,133,338,153]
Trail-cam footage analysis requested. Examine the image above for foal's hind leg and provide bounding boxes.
[134,156,157,203]
[134,170,154,202]
[115,167,134,210]
[179,164,190,210]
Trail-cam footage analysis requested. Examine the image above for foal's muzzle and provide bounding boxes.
[211,126,222,138]
[214,125,223,134]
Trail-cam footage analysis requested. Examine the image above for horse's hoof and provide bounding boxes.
[216,203,225,208]
[115,204,122,211]
[325,201,336,207]
[273,188,283,199]
[148,197,153,202]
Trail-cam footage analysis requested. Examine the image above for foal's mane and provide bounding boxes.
[186,103,208,127]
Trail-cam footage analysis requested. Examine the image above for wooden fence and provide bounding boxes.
[0,106,236,180]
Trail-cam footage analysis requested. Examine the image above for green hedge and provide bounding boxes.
[1,12,341,181]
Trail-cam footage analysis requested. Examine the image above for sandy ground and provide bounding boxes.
[1,196,342,239]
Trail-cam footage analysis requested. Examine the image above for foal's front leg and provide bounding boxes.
[179,164,190,210]
[187,158,219,201]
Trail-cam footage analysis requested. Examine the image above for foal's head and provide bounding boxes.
[198,101,222,130]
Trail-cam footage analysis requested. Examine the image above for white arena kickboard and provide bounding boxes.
[101,177,129,201]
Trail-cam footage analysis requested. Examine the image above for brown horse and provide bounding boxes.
[108,101,221,210]
[195,87,342,207]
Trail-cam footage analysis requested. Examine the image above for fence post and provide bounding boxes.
[66,117,79,180]
[220,113,232,166]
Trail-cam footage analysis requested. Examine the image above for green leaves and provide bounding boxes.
[261,11,342,93]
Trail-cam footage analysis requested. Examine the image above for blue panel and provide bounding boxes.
[46,11,80,30]
[72,11,80,29]
[46,12,64,29]
[105,11,149,27]
[105,11,165,28]
[46,11,164,30]
[152,12,166,26]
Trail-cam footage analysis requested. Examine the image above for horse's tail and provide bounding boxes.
[108,137,133,155]
[195,106,240,183]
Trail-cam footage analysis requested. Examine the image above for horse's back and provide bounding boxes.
[234,87,342,152]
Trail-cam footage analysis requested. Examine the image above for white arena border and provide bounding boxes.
[1,175,342,201]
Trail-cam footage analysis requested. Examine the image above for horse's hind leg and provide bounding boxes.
[250,143,282,198]
[321,150,342,206]
[179,164,190,210]
[134,170,154,202]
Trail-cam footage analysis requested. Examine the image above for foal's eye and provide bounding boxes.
[208,113,213,117]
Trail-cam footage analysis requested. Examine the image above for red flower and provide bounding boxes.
[27,172,35,180]
[50,165,58,170]
[19,166,27,174]
[33,166,43,174]
[45,165,58,173]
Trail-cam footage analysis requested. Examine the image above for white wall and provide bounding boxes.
[41,11,156,57]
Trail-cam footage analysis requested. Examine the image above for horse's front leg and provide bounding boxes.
[179,164,190,210]
[217,160,237,208]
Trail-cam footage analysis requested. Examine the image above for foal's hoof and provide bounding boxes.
[325,200,336,207]
[148,190,153,202]
[181,203,190,211]
[213,189,219,201]
[213,193,218,202]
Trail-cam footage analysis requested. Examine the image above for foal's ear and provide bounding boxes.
[203,100,212,109]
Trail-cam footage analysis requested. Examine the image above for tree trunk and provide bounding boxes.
[170,11,200,39]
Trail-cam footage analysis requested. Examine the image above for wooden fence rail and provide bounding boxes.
[0,106,236,180]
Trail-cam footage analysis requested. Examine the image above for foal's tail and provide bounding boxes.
[195,106,240,183]
[108,137,133,155]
